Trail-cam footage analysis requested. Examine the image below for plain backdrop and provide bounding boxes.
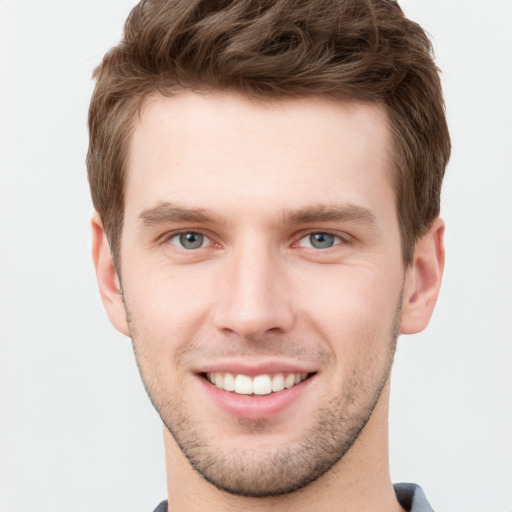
[1,1,511,511]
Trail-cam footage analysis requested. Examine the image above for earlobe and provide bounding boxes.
[91,212,130,336]
[400,218,445,335]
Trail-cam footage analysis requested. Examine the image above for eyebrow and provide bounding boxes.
[284,204,377,226]
[139,202,376,227]
[139,203,218,225]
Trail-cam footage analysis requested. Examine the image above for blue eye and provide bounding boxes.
[170,232,209,250]
[299,232,340,249]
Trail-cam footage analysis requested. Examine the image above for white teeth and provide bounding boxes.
[214,373,224,389]
[284,374,296,389]
[234,374,253,395]
[271,373,285,392]
[207,371,309,395]
[253,375,272,395]
[223,372,235,391]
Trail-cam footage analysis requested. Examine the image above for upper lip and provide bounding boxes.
[194,360,318,377]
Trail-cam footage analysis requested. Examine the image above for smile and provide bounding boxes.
[205,372,310,395]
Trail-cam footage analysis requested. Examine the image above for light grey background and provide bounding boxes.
[1,1,511,511]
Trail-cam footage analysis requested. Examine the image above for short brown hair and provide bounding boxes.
[87,0,450,267]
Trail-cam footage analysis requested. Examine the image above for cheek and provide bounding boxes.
[122,262,216,348]
[296,264,402,351]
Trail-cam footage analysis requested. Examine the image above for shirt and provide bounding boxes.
[152,482,434,511]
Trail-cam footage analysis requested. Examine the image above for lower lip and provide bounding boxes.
[198,375,315,420]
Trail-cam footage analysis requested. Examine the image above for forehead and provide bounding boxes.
[125,91,395,223]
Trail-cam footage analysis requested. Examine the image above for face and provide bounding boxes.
[112,92,408,496]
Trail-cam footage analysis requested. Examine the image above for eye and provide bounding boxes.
[169,232,210,250]
[298,232,341,249]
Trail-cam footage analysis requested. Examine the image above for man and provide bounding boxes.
[88,0,450,510]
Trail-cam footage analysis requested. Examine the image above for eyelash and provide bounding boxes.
[296,232,344,250]
[162,229,349,251]
[164,230,214,250]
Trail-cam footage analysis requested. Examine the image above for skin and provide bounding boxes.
[92,91,444,512]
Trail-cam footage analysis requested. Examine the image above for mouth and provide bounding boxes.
[203,371,314,395]
[197,368,317,419]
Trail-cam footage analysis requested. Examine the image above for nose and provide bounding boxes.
[212,242,295,340]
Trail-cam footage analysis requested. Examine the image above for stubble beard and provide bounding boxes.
[127,297,402,498]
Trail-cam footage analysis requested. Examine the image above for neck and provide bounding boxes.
[163,382,404,512]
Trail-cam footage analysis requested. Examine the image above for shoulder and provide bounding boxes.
[151,500,168,512]
[394,483,435,512]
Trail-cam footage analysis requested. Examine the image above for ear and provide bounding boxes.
[91,212,130,336]
[400,217,445,334]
